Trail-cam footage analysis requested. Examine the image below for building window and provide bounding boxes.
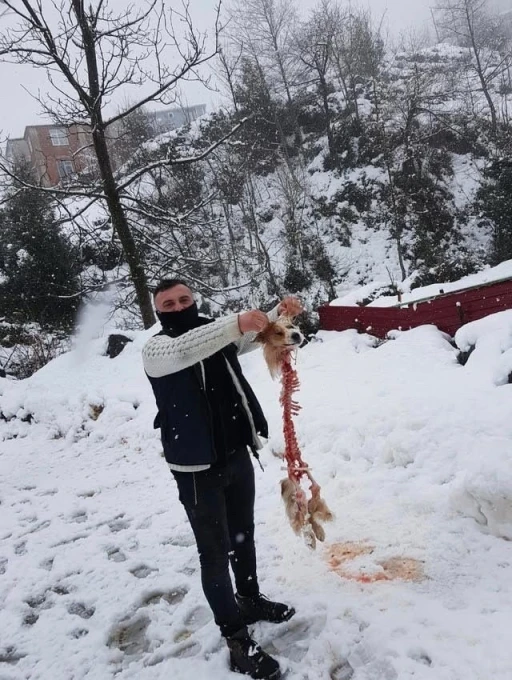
[57,159,75,180]
[49,128,69,146]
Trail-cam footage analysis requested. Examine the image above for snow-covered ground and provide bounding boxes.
[1,311,512,680]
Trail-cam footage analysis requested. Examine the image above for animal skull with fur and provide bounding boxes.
[255,316,304,378]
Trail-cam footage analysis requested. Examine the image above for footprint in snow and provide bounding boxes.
[130,564,158,579]
[52,584,71,595]
[145,640,202,667]
[52,533,88,548]
[331,660,354,680]
[24,610,39,626]
[108,614,152,655]
[106,547,127,562]
[168,640,202,659]
[77,489,98,498]
[162,533,195,547]
[265,614,327,662]
[0,557,7,575]
[109,586,192,665]
[37,488,58,497]
[25,593,47,610]
[24,587,62,626]
[348,645,398,680]
[180,605,212,634]
[109,517,131,533]
[69,511,88,524]
[19,513,38,524]
[148,605,209,665]
[39,557,54,571]
[409,649,432,667]
[0,645,26,665]
[67,602,95,619]
[27,519,51,534]
[24,583,71,622]
[16,519,51,541]
[136,517,152,530]
[142,587,188,607]
[176,554,197,576]
[14,541,27,556]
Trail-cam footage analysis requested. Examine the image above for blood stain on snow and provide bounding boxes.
[326,542,424,583]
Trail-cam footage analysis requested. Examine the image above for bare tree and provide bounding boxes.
[331,6,384,122]
[109,104,154,169]
[434,0,512,138]
[225,0,304,150]
[226,0,299,109]
[294,0,338,159]
[272,164,307,269]
[0,0,246,328]
[0,0,10,20]
[216,42,244,111]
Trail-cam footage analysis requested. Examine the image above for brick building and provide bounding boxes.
[5,104,206,188]
[6,124,95,187]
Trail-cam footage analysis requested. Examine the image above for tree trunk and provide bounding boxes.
[73,0,155,328]
[384,156,408,282]
[319,71,336,159]
[395,230,407,282]
[222,202,240,279]
[271,34,303,146]
[465,0,498,138]
[92,130,156,328]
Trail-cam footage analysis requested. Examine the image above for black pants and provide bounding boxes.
[172,447,259,637]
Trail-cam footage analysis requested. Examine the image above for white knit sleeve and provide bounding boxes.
[236,304,281,356]
[142,314,242,378]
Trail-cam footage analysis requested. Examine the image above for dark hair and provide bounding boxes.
[153,278,191,298]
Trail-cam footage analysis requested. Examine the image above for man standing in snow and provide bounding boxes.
[142,279,302,680]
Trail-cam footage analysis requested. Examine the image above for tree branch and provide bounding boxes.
[116,114,252,192]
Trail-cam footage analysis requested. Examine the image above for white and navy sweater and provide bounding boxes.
[142,307,279,472]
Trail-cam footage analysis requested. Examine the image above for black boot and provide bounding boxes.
[235,593,295,625]
[226,627,281,679]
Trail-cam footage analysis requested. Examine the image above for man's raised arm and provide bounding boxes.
[143,310,270,377]
[143,315,242,378]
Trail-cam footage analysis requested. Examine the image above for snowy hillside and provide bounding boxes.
[2,309,512,679]
[2,21,512,384]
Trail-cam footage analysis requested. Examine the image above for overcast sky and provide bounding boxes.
[0,0,507,139]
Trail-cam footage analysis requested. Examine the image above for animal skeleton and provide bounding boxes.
[257,317,333,549]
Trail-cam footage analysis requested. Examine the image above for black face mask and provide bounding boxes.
[156,302,200,335]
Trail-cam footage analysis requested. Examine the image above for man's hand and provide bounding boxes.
[238,310,269,334]
[278,296,303,318]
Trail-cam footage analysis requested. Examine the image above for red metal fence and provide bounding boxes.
[318,278,512,339]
